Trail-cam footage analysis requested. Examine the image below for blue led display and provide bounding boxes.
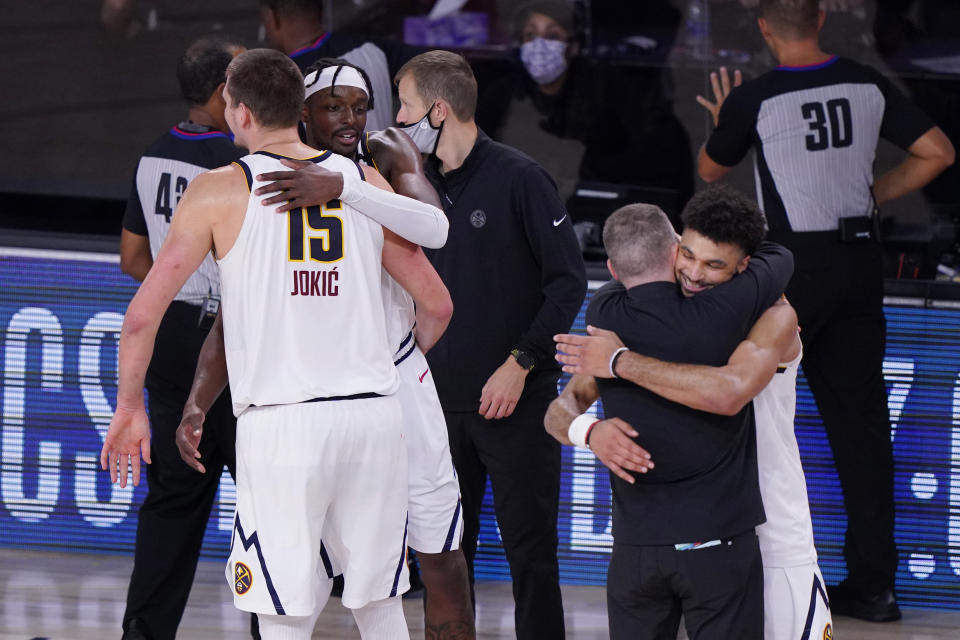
[1,250,959,609]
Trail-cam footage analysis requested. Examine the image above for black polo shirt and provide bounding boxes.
[587,242,793,545]
[424,130,587,411]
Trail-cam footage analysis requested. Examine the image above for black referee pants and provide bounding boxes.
[444,374,564,640]
[772,232,897,596]
[123,302,238,640]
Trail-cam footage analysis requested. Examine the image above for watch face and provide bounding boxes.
[513,349,535,370]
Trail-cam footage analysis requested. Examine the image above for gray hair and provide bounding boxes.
[603,204,677,280]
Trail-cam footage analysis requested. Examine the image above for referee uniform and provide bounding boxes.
[121,122,243,640]
[705,56,936,600]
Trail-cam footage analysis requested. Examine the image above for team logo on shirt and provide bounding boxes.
[469,209,486,228]
[822,623,833,640]
[234,561,253,595]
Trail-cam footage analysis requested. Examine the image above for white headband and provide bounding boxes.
[303,66,369,101]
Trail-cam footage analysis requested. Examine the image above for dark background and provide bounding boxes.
[1,0,958,277]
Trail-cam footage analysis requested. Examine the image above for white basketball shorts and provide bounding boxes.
[226,395,410,614]
[764,563,834,640]
[394,340,463,554]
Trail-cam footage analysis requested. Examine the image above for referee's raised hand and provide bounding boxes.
[696,66,743,127]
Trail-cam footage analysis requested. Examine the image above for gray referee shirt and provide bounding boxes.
[122,122,243,305]
[706,56,934,233]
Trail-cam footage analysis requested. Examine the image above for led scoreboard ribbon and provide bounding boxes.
[1,249,959,610]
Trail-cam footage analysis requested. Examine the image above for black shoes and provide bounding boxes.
[120,619,151,640]
[828,581,902,622]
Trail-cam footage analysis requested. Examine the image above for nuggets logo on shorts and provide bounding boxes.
[234,561,253,596]
[823,623,833,640]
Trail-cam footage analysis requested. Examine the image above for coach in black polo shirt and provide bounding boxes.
[585,200,792,638]
[394,50,586,638]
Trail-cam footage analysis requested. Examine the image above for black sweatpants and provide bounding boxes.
[444,373,564,640]
[606,530,763,640]
[123,302,237,640]
[772,231,897,596]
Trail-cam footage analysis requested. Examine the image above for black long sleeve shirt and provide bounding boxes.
[424,130,587,411]
[588,242,793,545]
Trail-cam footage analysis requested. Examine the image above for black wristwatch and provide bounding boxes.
[510,348,536,372]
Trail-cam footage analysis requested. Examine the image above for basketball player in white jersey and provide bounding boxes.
[549,198,833,640]
[100,48,449,640]
[176,58,474,638]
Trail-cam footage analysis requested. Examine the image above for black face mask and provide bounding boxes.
[397,104,443,155]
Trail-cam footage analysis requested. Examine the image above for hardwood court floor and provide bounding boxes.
[0,549,957,639]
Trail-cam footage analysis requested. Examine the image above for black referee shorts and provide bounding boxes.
[607,529,763,640]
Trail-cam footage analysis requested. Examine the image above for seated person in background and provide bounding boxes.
[476,0,694,219]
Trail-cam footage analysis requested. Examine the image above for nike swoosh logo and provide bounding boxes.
[419,369,429,383]
[552,214,567,227]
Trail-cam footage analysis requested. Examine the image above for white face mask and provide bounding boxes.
[397,104,442,155]
[520,37,568,85]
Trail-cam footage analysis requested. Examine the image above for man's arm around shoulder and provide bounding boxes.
[100,166,243,488]
[555,301,799,415]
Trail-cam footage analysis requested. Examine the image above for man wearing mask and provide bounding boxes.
[394,49,587,639]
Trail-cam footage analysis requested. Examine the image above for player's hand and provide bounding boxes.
[696,66,743,127]
[100,404,151,488]
[554,325,626,378]
[478,356,529,420]
[254,159,345,213]
[588,418,654,484]
[176,402,207,474]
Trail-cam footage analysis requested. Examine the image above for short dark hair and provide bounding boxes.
[177,38,239,106]
[304,57,375,110]
[759,0,820,39]
[259,0,323,21]
[603,203,678,280]
[226,49,304,129]
[510,0,576,43]
[395,50,477,122]
[680,185,766,257]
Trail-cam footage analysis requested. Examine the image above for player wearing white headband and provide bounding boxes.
[303,63,372,103]
[177,57,476,639]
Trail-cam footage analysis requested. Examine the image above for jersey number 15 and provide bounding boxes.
[288,202,344,263]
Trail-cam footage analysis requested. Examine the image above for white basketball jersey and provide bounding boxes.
[381,271,417,356]
[754,346,818,567]
[355,145,417,355]
[217,150,399,415]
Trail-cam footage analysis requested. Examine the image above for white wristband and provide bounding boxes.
[609,346,628,378]
[568,413,598,449]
